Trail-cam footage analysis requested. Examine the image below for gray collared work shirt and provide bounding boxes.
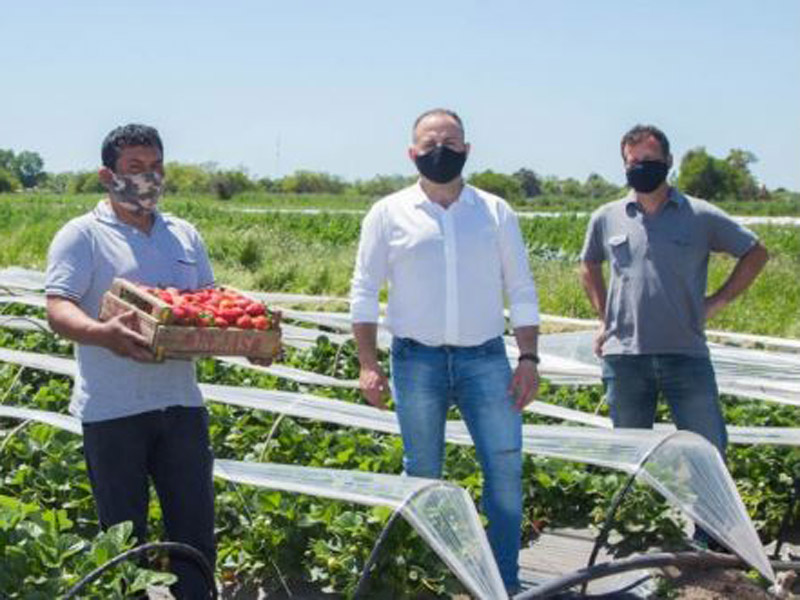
[45,200,215,422]
[580,189,758,356]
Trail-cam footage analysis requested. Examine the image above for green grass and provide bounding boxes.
[1,193,798,338]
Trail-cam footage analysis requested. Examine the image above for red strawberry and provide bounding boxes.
[171,306,187,324]
[245,303,265,317]
[252,315,268,330]
[236,315,253,329]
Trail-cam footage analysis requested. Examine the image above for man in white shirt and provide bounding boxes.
[350,108,540,593]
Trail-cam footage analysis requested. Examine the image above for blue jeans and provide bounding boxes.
[602,354,727,456]
[390,336,522,589]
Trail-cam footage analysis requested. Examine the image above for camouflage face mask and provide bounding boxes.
[108,171,164,214]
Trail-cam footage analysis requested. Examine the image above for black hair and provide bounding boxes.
[620,124,671,160]
[101,123,164,170]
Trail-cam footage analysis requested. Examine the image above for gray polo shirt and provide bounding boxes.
[45,200,215,422]
[580,189,758,356]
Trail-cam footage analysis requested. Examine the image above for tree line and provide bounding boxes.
[0,146,790,202]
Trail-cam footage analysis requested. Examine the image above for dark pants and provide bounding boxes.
[82,406,216,599]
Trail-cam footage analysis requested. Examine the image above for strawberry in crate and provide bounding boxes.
[140,285,280,331]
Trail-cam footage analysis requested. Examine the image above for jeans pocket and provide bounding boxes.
[391,337,410,360]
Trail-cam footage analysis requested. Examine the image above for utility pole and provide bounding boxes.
[275,134,281,178]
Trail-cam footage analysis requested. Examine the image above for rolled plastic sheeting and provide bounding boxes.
[0,267,46,291]
[0,405,506,599]
[215,357,359,389]
[0,315,50,332]
[0,348,775,580]
[0,405,82,435]
[0,294,46,308]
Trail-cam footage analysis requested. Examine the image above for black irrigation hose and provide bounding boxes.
[514,552,800,599]
[772,477,800,558]
[63,541,217,599]
[353,506,406,598]
[353,484,439,599]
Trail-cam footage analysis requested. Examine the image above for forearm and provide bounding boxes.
[580,262,607,319]
[708,243,769,307]
[352,322,380,367]
[46,296,106,346]
[513,325,539,355]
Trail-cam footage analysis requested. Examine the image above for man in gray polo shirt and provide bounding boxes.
[580,124,768,456]
[45,124,216,598]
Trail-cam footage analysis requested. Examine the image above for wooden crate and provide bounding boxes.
[99,278,281,361]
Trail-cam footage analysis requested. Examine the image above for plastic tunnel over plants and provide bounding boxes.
[0,348,775,581]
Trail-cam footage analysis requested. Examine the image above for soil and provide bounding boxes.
[661,567,783,599]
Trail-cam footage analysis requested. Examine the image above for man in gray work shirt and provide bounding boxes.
[580,124,768,456]
[46,124,218,598]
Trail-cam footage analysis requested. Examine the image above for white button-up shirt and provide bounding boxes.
[350,182,539,347]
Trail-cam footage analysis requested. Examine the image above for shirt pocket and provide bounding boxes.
[608,234,631,270]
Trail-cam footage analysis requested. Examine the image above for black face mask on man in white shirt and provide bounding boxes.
[414,145,467,184]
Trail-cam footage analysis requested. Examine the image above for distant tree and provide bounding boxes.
[468,170,524,200]
[40,172,71,194]
[725,148,759,200]
[280,170,346,194]
[164,162,213,194]
[257,177,278,193]
[512,168,542,198]
[352,174,414,198]
[677,148,730,200]
[13,151,45,188]
[559,177,584,198]
[0,148,45,188]
[68,171,105,194]
[0,168,20,193]
[539,176,562,196]
[0,149,14,172]
[584,173,620,199]
[211,170,255,200]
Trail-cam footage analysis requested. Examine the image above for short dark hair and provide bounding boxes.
[412,108,465,142]
[101,124,164,170]
[620,124,670,160]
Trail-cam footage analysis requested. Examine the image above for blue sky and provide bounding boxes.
[2,1,798,189]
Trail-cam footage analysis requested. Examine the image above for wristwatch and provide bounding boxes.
[518,353,540,365]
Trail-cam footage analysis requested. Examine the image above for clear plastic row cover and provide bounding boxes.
[1,271,796,403]
[536,330,800,404]
[0,404,505,599]
[638,431,774,580]
[214,460,507,599]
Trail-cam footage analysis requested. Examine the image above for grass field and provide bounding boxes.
[1,192,798,338]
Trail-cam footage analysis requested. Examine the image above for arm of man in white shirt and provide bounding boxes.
[510,324,539,411]
[351,204,390,409]
[352,323,389,410]
[496,202,541,410]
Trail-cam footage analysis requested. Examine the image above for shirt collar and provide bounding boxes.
[624,186,684,211]
[413,180,475,207]
[92,198,163,230]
